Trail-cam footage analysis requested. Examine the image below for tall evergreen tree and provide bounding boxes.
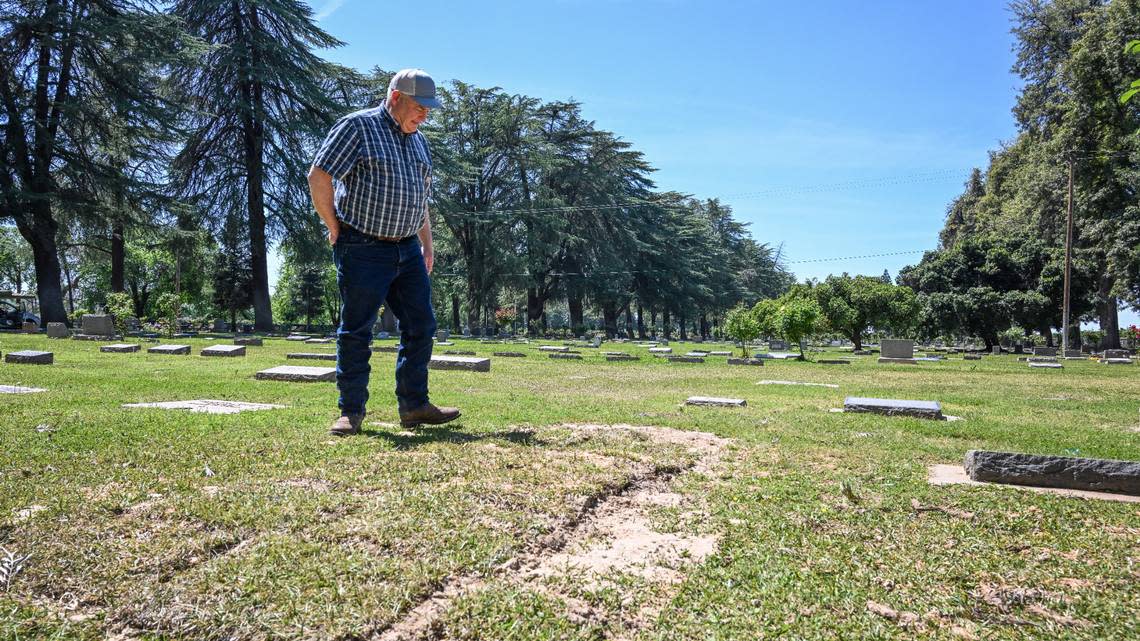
[0,1,191,324]
[169,0,347,331]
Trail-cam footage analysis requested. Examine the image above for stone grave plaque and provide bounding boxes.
[727,358,764,366]
[685,396,746,407]
[685,351,710,357]
[101,344,141,353]
[1102,358,1133,365]
[539,345,569,353]
[123,399,285,414]
[436,341,455,346]
[964,354,982,361]
[493,352,526,357]
[234,337,263,346]
[429,355,491,372]
[667,356,705,363]
[46,322,69,339]
[606,354,639,362]
[202,345,246,357]
[648,347,673,354]
[992,346,1001,355]
[1064,349,1083,358]
[0,385,46,394]
[1032,346,1057,357]
[373,345,399,353]
[818,359,850,365]
[768,339,788,351]
[1104,349,1129,359]
[81,314,115,337]
[843,396,943,420]
[305,338,332,344]
[148,344,190,355]
[764,352,801,360]
[5,350,53,365]
[709,351,732,356]
[285,335,309,341]
[287,352,337,361]
[1028,362,1063,369]
[255,365,336,382]
[602,351,626,356]
[878,339,915,364]
[964,450,1140,496]
[436,329,450,341]
[444,350,476,356]
[549,353,583,360]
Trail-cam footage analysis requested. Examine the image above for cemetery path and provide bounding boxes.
[373,424,731,641]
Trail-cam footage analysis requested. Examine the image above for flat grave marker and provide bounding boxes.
[5,351,53,365]
[550,353,583,360]
[1028,362,1063,369]
[234,337,263,346]
[287,352,336,361]
[686,396,746,407]
[1032,346,1058,357]
[0,385,46,394]
[100,344,140,353]
[764,352,801,360]
[606,354,639,362]
[429,355,491,372]
[305,338,332,344]
[648,347,672,354]
[727,358,764,366]
[964,450,1140,496]
[444,350,476,356]
[667,356,705,363]
[255,365,336,382]
[148,344,190,356]
[817,359,850,365]
[757,380,839,389]
[493,352,526,357]
[539,345,570,353]
[123,399,286,414]
[201,345,246,357]
[1102,358,1133,365]
[843,396,944,420]
[709,351,732,356]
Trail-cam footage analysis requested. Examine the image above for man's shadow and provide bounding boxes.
[361,425,548,450]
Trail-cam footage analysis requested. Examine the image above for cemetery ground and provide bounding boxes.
[1,336,1138,641]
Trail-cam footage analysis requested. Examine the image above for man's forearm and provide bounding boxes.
[308,166,339,233]
[418,212,432,250]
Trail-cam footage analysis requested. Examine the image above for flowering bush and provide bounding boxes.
[494,307,517,329]
[1127,325,1140,343]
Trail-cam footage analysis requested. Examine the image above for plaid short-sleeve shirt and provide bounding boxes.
[312,102,432,239]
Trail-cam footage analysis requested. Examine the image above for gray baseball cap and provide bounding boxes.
[389,68,442,108]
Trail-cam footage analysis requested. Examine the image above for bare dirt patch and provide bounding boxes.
[375,423,731,641]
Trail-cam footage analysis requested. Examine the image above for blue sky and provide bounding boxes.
[297,0,1138,328]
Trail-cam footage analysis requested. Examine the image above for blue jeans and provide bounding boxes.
[333,225,436,416]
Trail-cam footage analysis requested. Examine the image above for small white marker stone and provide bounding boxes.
[685,396,746,407]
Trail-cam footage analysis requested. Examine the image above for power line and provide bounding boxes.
[784,249,929,264]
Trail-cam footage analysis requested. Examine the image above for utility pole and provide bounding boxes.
[1062,155,1075,355]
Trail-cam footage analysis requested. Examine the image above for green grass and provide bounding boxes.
[1,335,1138,640]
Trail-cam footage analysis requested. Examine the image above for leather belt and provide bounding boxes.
[341,222,410,243]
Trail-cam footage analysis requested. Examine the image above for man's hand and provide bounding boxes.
[423,246,434,274]
[327,224,339,246]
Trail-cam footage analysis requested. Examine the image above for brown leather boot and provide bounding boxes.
[329,414,365,437]
[399,403,461,428]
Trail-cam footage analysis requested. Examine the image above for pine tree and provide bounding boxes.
[169,0,348,331]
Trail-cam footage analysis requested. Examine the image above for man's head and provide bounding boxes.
[387,68,441,134]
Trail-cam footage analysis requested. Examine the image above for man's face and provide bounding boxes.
[390,91,430,134]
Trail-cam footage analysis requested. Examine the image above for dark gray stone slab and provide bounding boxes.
[964,450,1140,496]
[549,353,583,360]
[234,337,263,346]
[727,358,764,366]
[287,352,337,361]
[843,396,943,420]
[686,396,746,407]
[444,350,476,356]
[81,314,115,337]
[494,352,527,357]
[852,349,872,356]
[148,344,190,355]
[201,345,246,357]
[667,356,705,363]
[964,354,982,360]
[606,354,640,362]
[373,345,399,353]
[100,343,141,353]
[255,365,336,382]
[877,357,917,364]
[1104,349,1129,359]
[1032,346,1057,357]
[881,339,914,360]
[430,355,491,372]
[46,322,69,338]
[818,359,850,365]
[5,350,53,365]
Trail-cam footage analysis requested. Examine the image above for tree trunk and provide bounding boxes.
[849,330,863,351]
[623,301,633,338]
[16,213,68,326]
[568,294,584,336]
[602,303,619,338]
[662,309,672,340]
[451,293,460,333]
[1097,286,1121,349]
[527,287,546,337]
[651,309,658,338]
[381,305,397,333]
[636,302,646,339]
[238,3,273,331]
[1039,323,1054,347]
[111,220,125,292]
[679,313,687,340]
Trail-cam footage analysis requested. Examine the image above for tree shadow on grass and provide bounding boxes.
[362,426,551,450]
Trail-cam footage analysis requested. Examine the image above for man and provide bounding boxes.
[308,68,460,436]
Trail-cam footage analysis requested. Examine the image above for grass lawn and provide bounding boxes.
[1,334,1138,640]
